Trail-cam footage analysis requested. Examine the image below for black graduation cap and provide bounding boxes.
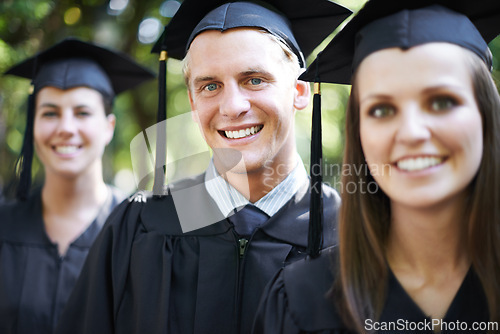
[300,0,500,84]
[152,0,352,64]
[149,0,352,254]
[5,37,155,200]
[299,0,500,257]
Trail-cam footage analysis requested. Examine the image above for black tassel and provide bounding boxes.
[153,50,168,196]
[307,57,323,258]
[16,89,36,200]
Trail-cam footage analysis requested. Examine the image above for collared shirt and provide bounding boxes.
[204,157,308,218]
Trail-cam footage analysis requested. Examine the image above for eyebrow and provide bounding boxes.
[192,76,216,86]
[241,69,273,77]
[38,103,91,109]
[39,103,59,109]
[360,94,393,105]
[421,84,468,94]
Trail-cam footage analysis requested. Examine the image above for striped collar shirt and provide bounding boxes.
[204,157,309,218]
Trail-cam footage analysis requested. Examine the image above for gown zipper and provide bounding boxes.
[238,238,248,258]
[234,233,250,333]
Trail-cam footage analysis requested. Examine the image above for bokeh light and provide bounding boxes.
[64,7,81,25]
[137,18,162,44]
[108,0,129,16]
[160,0,181,18]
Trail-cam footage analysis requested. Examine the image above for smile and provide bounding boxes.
[54,145,81,154]
[223,125,263,139]
[397,156,444,172]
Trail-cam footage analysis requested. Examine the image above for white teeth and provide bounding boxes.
[397,157,443,171]
[55,146,79,154]
[225,125,263,139]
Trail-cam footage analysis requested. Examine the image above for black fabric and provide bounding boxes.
[5,38,155,98]
[151,0,352,64]
[187,2,306,67]
[300,0,500,84]
[0,187,125,334]
[253,247,489,334]
[230,204,269,238]
[55,173,340,334]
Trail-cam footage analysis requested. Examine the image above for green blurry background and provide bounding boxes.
[0,0,499,199]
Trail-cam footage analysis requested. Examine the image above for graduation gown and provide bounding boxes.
[253,247,490,334]
[55,173,340,334]
[0,187,124,334]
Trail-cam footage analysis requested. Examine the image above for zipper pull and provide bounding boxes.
[238,238,248,258]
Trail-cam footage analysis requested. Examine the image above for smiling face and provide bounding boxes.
[357,43,483,210]
[34,86,116,179]
[185,28,310,177]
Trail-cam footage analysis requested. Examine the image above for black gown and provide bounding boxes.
[0,187,124,334]
[55,173,340,334]
[253,247,490,334]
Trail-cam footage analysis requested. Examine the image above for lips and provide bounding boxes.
[396,156,444,172]
[221,125,263,139]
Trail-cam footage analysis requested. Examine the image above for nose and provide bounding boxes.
[219,83,250,119]
[394,105,431,145]
[56,111,77,137]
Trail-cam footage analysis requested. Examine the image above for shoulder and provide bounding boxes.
[0,192,41,238]
[112,173,225,235]
[322,183,341,207]
[281,247,345,331]
[0,200,21,233]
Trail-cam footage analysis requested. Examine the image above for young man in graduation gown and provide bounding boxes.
[56,1,351,333]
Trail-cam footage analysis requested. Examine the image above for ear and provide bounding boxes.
[105,113,116,145]
[293,79,311,110]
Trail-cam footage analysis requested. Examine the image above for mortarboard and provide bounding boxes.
[150,0,352,257]
[5,37,155,200]
[299,0,500,257]
[300,0,500,84]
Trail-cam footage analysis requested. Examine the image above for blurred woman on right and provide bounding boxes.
[253,0,500,333]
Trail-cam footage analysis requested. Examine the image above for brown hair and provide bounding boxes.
[335,48,500,333]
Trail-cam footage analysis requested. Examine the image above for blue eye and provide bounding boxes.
[205,83,218,92]
[431,97,457,111]
[369,105,395,118]
[250,78,262,85]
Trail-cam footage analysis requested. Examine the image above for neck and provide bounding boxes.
[41,163,108,212]
[215,155,297,203]
[387,196,470,275]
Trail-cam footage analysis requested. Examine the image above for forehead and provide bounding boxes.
[36,86,103,103]
[187,28,286,74]
[357,42,473,93]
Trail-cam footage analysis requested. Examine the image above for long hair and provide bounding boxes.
[334,49,500,333]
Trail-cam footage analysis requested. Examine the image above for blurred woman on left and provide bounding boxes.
[0,38,154,334]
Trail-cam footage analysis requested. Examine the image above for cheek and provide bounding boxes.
[448,111,483,169]
[360,122,385,165]
[194,112,213,133]
[33,119,50,144]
